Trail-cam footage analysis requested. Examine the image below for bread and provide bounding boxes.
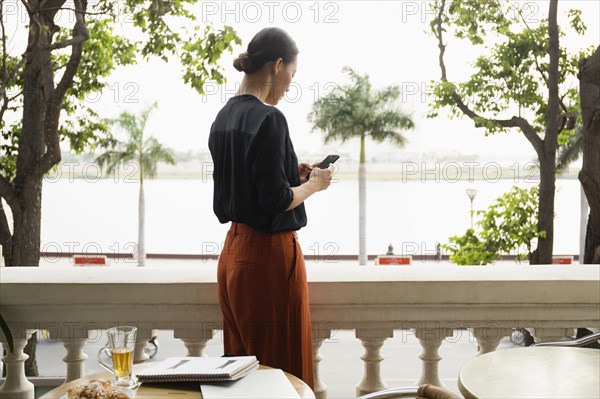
[67,379,130,399]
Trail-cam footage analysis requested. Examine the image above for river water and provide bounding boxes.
[40,178,580,257]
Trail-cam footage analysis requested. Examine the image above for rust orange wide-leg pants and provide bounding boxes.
[217,222,314,390]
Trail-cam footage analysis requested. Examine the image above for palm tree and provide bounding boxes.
[556,125,583,173]
[308,67,414,265]
[95,103,176,266]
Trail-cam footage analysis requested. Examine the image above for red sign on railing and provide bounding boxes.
[375,256,412,266]
[552,256,573,265]
[72,255,109,266]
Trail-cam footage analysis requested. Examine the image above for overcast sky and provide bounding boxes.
[4,0,600,162]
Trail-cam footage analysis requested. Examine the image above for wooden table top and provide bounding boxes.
[40,363,315,399]
[458,346,600,399]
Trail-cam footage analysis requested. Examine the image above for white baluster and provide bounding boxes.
[175,328,215,357]
[62,338,88,382]
[133,328,153,363]
[471,327,511,355]
[414,327,453,387]
[356,328,393,397]
[312,328,331,399]
[181,339,210,357]
[0,331,35,399]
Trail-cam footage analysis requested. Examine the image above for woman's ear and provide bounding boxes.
[272,58,283,75]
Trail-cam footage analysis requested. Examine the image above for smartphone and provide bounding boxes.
[317,154,340,169]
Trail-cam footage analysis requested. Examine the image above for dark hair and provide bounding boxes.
[233,27,299,74]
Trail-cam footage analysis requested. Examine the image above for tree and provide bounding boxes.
[429,0,593,264]
[578,45,600,264]
[95,103,174,266]
[308,67,414,265]
[445,228,499,266]
[0,1,240,266]
[478,186,544,261]
[445,186,544,265]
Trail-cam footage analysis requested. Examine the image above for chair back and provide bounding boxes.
[357,384,461,399]
[417,384,462,399]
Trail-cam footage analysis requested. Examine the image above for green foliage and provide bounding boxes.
[53,18,134,155]
[181,25,242,93]
[0,122,20,182]
[427,0,592,137]
[568,9,587,34]
[478,186,545,260]
[1,1,240,182]
[308,66,414,148]
[95,103,176,180]
[445,228,500,265]
[445,186,545,265]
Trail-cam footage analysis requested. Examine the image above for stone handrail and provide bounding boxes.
[1,264,599,398]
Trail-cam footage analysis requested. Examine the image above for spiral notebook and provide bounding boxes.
[136,356,259,383]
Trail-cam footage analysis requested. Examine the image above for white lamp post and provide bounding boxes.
[466,188,478,229]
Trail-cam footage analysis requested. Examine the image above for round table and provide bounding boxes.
[40,363,315,399]
[458,346,600,399]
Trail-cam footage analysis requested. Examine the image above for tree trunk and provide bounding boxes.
[358,134,367,266]
[138,179,146,266]
[578,45,600,264]
[3,1,85,267]
[531,0,559,265]
[531,156,556,264]
[8,4,55,266]
[10,180,43,266]
[24,332,38,376]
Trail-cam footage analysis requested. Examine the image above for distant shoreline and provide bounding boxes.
[38,252,580,262]
[45,161,581,182]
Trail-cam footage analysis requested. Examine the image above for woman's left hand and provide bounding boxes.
[298,163,314,183]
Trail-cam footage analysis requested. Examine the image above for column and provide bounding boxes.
[312,327,331,399]
[0,330,35,399]
[356,328,393,397]
[175,326,215,357]
[414,327,453,387]
[471,327,511,355]
[181,338,210,357]
[133,328,153,363]
[62,338,88,382]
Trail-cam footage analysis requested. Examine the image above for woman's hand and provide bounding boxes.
[307,164,334,192]
[298,163,314,183]
[286,164,334,211]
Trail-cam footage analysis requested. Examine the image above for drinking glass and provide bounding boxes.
[97,326,139,388]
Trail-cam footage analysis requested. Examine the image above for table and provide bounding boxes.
[458,346,600,399]
[41,363,315,399]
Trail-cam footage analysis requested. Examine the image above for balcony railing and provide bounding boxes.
[1,264,599,399]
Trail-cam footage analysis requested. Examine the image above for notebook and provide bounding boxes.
[200,369,301,399]
[136,356,259,383]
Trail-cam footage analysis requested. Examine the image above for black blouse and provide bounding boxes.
[208,95,307,233]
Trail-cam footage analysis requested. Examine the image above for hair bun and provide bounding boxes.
[233,52,253,73]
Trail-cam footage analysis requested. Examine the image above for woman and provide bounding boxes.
[208,27,334,389]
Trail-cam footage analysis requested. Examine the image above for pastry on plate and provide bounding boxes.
[67,379,131,399]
